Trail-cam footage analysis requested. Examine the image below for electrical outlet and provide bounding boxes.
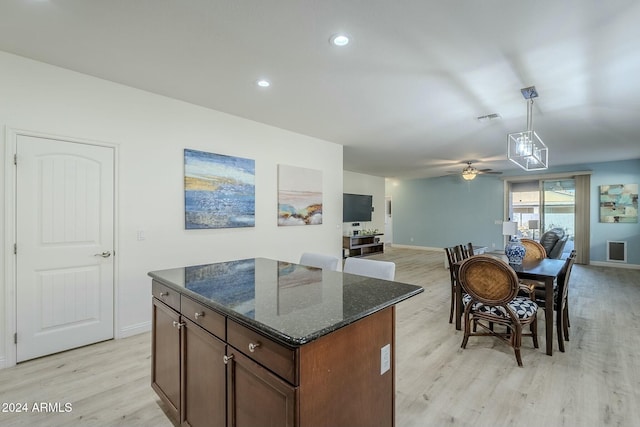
[380,344,390,374]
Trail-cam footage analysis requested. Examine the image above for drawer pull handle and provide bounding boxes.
[159,292,169,297]
[194,312,205,320]
[248,342,261,353]
[172,321,185,329]
[223,354,234,364]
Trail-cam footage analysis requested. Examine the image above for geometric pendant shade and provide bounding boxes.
[507,86,549,171]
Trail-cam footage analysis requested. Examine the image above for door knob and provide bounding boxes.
[94,251,112,258]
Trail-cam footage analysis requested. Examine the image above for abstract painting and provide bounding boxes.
[599,184,638,223]
[184,149,255,229]
[278,165,322,226]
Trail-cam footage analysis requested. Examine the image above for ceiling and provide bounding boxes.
[2,0,640,179]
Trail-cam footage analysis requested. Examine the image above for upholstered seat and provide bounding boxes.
[462,294,538,319]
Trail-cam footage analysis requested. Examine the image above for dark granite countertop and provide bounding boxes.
[148,258,423,347]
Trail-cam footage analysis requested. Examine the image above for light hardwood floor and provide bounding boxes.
[0,247,638,426]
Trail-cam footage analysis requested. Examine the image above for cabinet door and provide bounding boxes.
[226,350,297,427]
[182,318,227,427]
[152,298,181,422]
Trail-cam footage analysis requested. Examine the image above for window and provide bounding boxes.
[508,179,575,252]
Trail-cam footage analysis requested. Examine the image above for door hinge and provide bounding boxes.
[14,333,17,344]
[14,243,17,255]
[14,154,17,165]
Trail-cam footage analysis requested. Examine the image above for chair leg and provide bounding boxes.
[461,312,471,349]
[531,317,539,349]
[556,308,565,352]
[511,324,522,367]
[449,282,455,323]
[512,324,523,367]
[563,306,570,341]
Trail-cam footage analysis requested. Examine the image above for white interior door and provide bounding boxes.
[16,134,114,362]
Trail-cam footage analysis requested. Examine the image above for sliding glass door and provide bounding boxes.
[508,179,575,257]
[542,179,575,243]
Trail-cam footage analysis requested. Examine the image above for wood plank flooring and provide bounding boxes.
[0,247,638,426]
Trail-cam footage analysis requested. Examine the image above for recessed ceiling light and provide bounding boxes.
[330,34,350,47]
[256,79,271,88]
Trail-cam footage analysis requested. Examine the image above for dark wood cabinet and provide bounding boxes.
[151,276,402,427]
[226,350,296,427]
[151,298,181,422]
[152,288,228,427]
[182,317,226,427]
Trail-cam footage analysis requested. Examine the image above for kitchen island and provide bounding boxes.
[149,258,423,427]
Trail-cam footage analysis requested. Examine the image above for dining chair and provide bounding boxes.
[458,255,539,367]
[444,246,461,323]
[343,257,396,280]
[461,242,474,258]
[445,243,476,324]
[521,238,547,263]
[299,252,340,271]
[519,238,547,296]
[534,250,577,352]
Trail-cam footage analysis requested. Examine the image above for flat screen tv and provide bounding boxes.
[343,193,373,222]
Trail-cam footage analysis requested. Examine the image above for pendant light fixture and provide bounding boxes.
[507,86,548,171]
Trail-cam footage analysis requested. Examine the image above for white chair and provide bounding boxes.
[299,252,340,271]
[343,257,396,280]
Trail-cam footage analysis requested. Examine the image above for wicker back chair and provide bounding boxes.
[521,238,547,262]
[458,255,539,366]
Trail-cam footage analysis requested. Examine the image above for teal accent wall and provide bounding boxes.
[389,174,505,250]
[588,160,640,264]
[389,159,640,265]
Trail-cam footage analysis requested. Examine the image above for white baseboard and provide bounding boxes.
[0,356,6,370]
[118,321,151,338]
[589,261,640,270]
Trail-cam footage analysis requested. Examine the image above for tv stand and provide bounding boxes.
[343,234,384,258]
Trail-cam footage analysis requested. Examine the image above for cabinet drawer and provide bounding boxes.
[152,281,180,312]
[181,296,226,340]
[227,320,297,385]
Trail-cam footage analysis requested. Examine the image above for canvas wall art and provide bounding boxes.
[599,184,638,223]
[278,165,323,226]
[184,149,255,229]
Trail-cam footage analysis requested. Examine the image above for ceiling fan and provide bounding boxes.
[448,161,502,181]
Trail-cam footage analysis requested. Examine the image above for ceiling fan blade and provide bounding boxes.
[477,170,502,175]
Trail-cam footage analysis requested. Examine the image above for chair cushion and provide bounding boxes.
[463,294,538,319]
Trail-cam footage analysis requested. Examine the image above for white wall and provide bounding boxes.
[343,171,385,236]
[0,51,343,367]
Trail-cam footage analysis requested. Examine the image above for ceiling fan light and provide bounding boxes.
[462,169,477,180]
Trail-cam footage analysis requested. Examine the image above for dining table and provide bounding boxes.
[454,255,567,356]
